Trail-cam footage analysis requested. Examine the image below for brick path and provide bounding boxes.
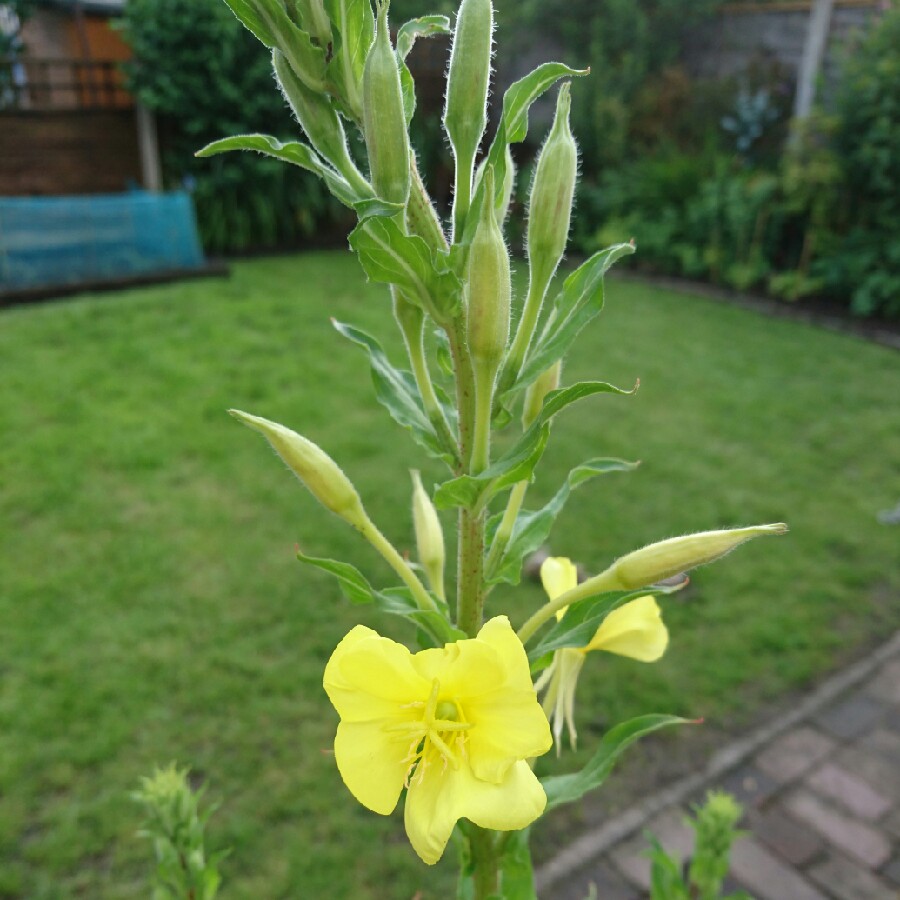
[536,632,900,900]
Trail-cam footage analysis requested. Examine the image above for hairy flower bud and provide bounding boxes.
[527,82,578,293]
[475,144,516,223]
[466,168,511,378]
[411,470,445,600]
[230,409,368,528]
[444,0,492,176]
[274,49,365,190]
[362,2,410,205]
[521,360,562,428]
[608,524,789,590]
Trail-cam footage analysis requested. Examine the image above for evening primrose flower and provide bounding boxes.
[323,616,552,865]
[535,557,668,752]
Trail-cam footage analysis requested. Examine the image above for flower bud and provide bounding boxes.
[230,409,368,528]
[475,144,516,223]
[444,0,492,171]
[274,49,365,190]
[521,360,562,428]
[466,168,511,378]
[608,524,789,590]
[527,82,578,294]
[362,2,410,205]
[411,470,445,600]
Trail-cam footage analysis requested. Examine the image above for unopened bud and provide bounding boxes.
[466,167,511,377]
[230,409,368,528]
[527,82,578,293]
[362,2,410,204]
[411,470,445,600]
[444,0,492,170]
[475,144,516,223]
[608,524,789,590]
[522,360,562,428]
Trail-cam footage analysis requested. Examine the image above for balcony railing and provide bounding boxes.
[0,57,132,112]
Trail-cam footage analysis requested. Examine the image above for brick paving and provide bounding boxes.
[536,631,900,899]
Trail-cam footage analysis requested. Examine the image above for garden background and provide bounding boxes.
[2,0,899,896]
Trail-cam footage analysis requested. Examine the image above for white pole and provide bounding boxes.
[136,101,163,192]
[794,0,835,120]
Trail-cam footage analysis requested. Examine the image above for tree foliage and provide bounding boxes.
[120,0,342,254]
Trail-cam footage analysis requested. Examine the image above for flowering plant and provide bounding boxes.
[199,0,787,894]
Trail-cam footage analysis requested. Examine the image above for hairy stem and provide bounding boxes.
[484,479,528,576]
[470,825,500,900]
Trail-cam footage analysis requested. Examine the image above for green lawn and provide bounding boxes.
[1,253,898,898]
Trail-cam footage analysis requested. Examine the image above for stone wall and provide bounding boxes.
[684,1,884,104]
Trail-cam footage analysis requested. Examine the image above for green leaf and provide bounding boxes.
[296,550,463,645]
[221,0,276,45]
[498,829,538,899]
[511,243,636,397]
[528,579,686,662]
[463,62,588,234]
[331,320,456,464]
[398,56,417,124]
[197,134,402,220]
[486,458,638,586]
[348,216,461,315]
[196,134,355,206]
[323,0,374,119]
[434,381,633,510]
[541,715,689,811]
[397,15,451,59]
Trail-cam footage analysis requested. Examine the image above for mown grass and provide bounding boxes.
[1,253,897,898]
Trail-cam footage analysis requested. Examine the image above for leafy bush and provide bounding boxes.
[120,0,344,254]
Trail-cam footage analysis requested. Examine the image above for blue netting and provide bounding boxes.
[0,191,206,292]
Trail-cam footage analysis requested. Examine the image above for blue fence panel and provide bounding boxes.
[0,191,205,292]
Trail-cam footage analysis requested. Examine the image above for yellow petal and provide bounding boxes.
[586,595,669,661]
[404,757,547,865]
[540,556,578,602]
[323,625,431,722]
[333,720,410,815]
[459,618,552,781]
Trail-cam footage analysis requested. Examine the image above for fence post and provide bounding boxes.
[136,101,162,192]
[794,0,835,119]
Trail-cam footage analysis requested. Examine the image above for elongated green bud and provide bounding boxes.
[362,2,410,205]
[466,168,511,378]
[522,360,561,428]
[229,409,368,529]
[444,0,492,167]
[411,470,445,600]
[603,524,789,591]
[273,50,367,192]
[527,82,578,293]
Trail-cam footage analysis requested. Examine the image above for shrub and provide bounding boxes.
[120,0,344,254]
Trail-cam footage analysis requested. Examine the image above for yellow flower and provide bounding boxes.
[535,557,669,752]
[323,616,553,865]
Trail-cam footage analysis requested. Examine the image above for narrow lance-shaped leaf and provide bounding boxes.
[323,0,374,120]
[331,320,456,465]
[397,15,451,59]
[434,381,635,510]
[196,134,402,219]
[541,715,690,812]
[459,62,588,248]
[296,550,463,645]
[486,458,639,586]
[508,242,636,399]
[527,582,685,664]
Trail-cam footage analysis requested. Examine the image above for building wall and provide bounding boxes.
[0,110,142,195]
[20,9,130,60]
[684,1,883,103]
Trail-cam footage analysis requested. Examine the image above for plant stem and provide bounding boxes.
[359,518,438,612]
[452,145,475,242]
[469,370,494,475]
[496,270,550,401]
[457,506,486,637]
[470,825,500,899]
